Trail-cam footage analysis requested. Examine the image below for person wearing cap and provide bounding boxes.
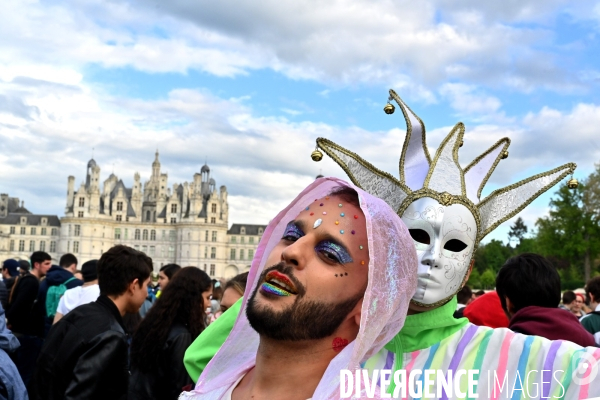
[2,259,20,291]
[18,260,30,276]
[53,260,100,325]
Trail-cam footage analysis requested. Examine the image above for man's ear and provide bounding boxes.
[352,298,364,328]
[505,296,515,318]
[128,278,140,294]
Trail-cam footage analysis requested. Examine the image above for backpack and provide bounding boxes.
[46,277,77,318]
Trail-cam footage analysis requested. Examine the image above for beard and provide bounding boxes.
[246,263,364,341]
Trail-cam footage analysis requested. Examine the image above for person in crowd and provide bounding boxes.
[34,245,152,400]
[6,251,51,394]
[573,292,587,318]
[474,289,485,297]
[38,253,83,334]
[220,272,248,314]
[129,267,213,400]
[53,260,100,324]
[156,263,181,297]
[0,303,27,400]
[0,274,7,312]
[18,260,30,276]
[581,276,600,345]
[560,290,576,310]
[453,284,472,319]
[73,270,83,281]
[181,180,418,399]
[463,290,510,328]
[496,253,595,347]
[184,272,249,382]
[2,259,20,292]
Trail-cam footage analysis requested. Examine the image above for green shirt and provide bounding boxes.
[184,297,243,383]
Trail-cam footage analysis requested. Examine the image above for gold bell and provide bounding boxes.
[383,103,395,114]
[311,149,323,162]
[567,178,579,189]
[459,140,464,147]
[501,151,509,159]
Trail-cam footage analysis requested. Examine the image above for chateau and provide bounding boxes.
[0,153,265,278]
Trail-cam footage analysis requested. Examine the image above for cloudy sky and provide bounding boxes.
[2,0,600,243]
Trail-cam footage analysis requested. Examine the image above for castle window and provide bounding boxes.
[40,241,46,251]
[231,236,236,243]
[240,249,244,260]
[146,211,151,221]
[211,204,216,213]
[211,231,217,242]
[170,218,176,224]
[50,241,56,252]
[73,241,79,253]
[210,247,216,259]
[230,249,236,260]
[79,197,85,207]
[10,240,14,251]
[258,228,264,235]
[150,230,156,240]
[124,229,128,239]
[116,202,123,211]
[115,228,121,239]
[149,246,155,256]
[51,228,58,236]
[20,227,26,235]
[248,249,254,260]
[41,218,47,225]
[240,237,245,244]
[210,217,216,224]
[205,231,208,241]
[31,227,36,235]
[74,225,80,236]
[116,215,122,221]
[143,229,148,240]
[210,264,215,276]
[41,228,46,235]
[20,217,26,225]
[10,226,15,234]
[29,240,35,252]
[168,246,175,260]
[240,227,246,235]
[169,231,176,241]
[78,211,84,218]
[19,240,25,251]
[135,229,140,240]
[171,204,177,213]
[249,237,254,244]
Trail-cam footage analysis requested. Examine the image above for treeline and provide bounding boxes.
[468,163,600,290]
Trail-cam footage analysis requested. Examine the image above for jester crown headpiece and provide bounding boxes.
[316,89,576,243]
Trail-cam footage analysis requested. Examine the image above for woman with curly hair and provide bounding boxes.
[129,267,212,400]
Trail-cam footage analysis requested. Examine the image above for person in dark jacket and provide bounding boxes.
[496,253,596,347]
[2,259,20,292]
[0,303,27,400]
[33,245,152,400]
[129,267,212,400]
[37,254,82,336]
[6,251,51,396]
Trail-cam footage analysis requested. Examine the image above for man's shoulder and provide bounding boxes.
[62,301,123,334]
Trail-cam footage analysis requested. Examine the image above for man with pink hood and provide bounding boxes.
[180,177,418,399]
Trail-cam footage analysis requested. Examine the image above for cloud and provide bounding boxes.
[1,0,596,102]
[439,83,502,115]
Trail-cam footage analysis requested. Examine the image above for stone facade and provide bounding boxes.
[0,154,265,279]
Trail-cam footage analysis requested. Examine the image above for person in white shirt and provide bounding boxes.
[53,260,100,324]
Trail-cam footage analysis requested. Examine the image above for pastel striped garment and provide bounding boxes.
[362,298,600,400]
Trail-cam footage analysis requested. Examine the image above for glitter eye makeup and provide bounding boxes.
[315,241,353,264]
[282,222,304,241]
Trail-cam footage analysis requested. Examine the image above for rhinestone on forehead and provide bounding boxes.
[313,219,322,229]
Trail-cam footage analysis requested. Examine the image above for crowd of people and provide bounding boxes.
[0,248,248,399]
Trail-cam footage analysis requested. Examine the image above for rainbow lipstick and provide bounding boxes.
[260,282,292,296]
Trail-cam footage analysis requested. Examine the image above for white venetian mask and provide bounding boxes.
[401,197,477,306]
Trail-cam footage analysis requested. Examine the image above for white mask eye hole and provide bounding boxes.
[409,229,430,245]
[443,239,468,252]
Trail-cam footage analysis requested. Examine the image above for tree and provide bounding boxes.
[535,168,600,282]
[467,269,481,289]
[474,240,512,274]
[508,217,528,248]
[479,269,496,289]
